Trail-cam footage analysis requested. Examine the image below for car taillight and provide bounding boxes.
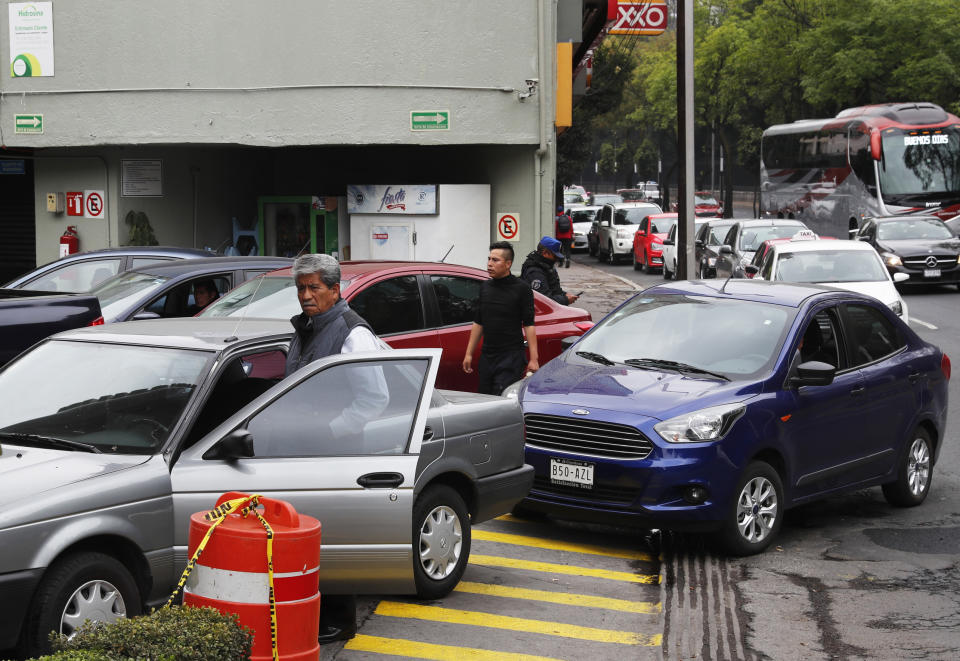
[574,321,594,333]
[942,353,951,381]
[87,316,104,326]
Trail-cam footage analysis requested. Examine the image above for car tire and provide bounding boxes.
[663,262,673,280]
[413,485,471,600]
[699,263,711,279]
[882,428,933,507]
[640,251,649,274]
[588,242,597,257]
[607,243,616,265]
[20,551,140,657]
[632,250,641,271]
[715,461,783,556]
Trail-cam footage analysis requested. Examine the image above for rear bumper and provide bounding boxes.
[474,464,535,523]
[0,567,42,649]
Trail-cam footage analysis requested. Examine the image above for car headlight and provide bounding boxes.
[653,402,745,443]
[501,378,526,400]
[652,243,663,251]
[889,300,903,316]
[882,252,902,267]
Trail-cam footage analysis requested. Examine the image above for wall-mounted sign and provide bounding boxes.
[14,113,42,133]
[66,191,84,216]
[411,110,450,131]
[0,159,25,174]
[496,213,519,242]
[84,190,105,219]
[9,2,54,77]
[121,159,163,197]
[347,184,438,215]
[607,1,668,36]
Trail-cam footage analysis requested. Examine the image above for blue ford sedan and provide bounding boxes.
[510,280,951,555]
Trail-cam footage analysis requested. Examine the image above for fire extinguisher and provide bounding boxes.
[59,225,80,258]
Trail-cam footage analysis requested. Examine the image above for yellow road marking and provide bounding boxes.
[345,634,565,660]
[375,602,661,646]
[455,581,661,614]
[470,554,659,584]
[473,529,654,562]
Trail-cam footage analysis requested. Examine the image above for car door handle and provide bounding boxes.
[908,372,922,384]
[850,386,865,397]
[422,426,434,442]
[357,472,404,489]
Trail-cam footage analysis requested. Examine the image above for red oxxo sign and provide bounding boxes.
[607,1,668,36]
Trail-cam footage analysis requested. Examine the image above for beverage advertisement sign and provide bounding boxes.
[347,184,438,215]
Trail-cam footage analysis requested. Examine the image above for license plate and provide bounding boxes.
[550,458,594,488]
[924,268,941,278]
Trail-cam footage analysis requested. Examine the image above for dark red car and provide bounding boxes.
[199,261,594,391]
[631,212,678,273]
[669,192,724,218]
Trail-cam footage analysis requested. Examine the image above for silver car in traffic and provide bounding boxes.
[0,319,532,657]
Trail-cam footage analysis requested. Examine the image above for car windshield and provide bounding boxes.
[739,225,803,252]
[707,224,734,245]
[591,194,621,205]
[200,276,352,319]
[876,218,954,241]
[616,207,656,225]
[570,208,598,223]
[775,250,888,283]
[575,294,793,377]
[564,192,584,204]
[695,194,719,206]
[0,340,210,453]
[618,190,645,201]
[93,272,170,318]
[649,218,677,235]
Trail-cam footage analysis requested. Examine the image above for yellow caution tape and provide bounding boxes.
[166,494,279,661]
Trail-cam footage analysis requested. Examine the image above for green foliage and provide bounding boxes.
[124,210,158,246]
[30,606,253,661]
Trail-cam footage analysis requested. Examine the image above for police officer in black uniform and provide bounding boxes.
[520,236,579,305]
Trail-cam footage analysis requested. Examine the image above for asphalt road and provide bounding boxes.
[583,254,960,661]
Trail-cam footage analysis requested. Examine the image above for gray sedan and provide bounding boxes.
[0,319,532,657]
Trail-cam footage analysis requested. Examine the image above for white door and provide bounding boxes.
[369,223,415,260]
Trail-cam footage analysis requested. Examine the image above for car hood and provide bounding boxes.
[878,238,960,255]
[821,281,899,306]
[0,445,150,509]
[520,355,756,421]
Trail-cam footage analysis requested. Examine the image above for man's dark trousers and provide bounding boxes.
[478,348,527,395]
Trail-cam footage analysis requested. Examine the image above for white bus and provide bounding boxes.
[760,102,960,237]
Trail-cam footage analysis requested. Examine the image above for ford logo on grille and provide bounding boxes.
[571,409,590,415]
[926,256,939,268]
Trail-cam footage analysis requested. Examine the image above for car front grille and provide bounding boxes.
[902,255,958,270]
[524,414,654,459]
[532,476,637,505]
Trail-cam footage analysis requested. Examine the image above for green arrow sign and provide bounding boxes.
[15,114,43,134]
[411,110,450,131]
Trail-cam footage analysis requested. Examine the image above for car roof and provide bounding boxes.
[260,260,489,281]
[610,202,661,209]
[4,246,216,286]
[734,218,807,227]
[571,205,602,212]
[771,238,876,254]
[869,215,944,224]
[649,212,678,219]
[50,317,293,351]
[126,256,294,277]
[644,279,845,308]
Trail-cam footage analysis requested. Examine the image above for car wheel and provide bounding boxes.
[663,262,673,280]
[413,485,471,599]
[640,251,649,274]
[699,263,711,279]
[607,243,616,265]
[20,551,140,657]
[882,428,933,507]
[588,242,597,257]
[715,461,783,556]
[632,250,641,271]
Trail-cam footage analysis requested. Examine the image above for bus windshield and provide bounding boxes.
[879,126,960,201]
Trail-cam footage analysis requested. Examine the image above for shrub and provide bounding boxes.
[30,606,253,661]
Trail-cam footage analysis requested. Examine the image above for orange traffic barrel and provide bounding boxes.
[184,492,321,661]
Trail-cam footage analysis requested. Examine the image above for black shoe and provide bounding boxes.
[318,623,356,644]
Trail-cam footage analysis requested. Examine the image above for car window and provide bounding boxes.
[617,208,655,225]
[349,275,425,335]
[131,257,176,269]
[707,224,732,245]
[21,258,122,292]
[877,218,953,241]
[431,275,480,327]
[650,218,677,235]
[570,208,597,223]
[843,304,905,366]
[797,309,841,368]
[247,358,428,457]
[760,252,776,280]
[723,226,738,246]
[144,275,230,317]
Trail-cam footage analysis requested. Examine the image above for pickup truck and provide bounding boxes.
[0,289,102,366]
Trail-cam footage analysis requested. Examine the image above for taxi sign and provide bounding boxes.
[791,229,818,241]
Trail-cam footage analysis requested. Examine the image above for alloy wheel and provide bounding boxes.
[735,476,778,544]
[907,437,931,497]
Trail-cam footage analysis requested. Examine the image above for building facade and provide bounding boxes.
[0,0,593,279]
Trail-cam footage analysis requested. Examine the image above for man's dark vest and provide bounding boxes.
[285,298,373,375]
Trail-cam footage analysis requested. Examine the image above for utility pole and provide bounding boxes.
[676,0,695,279]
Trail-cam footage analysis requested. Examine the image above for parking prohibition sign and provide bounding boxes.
[497,213,519,242]
[84,190,105,219]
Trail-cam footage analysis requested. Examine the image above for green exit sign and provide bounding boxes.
[411,110,450,131]
[15,114,43,134]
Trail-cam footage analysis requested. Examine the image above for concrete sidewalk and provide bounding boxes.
[552,257,641,322]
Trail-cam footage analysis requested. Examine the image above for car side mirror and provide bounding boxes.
[132,311,161,321]
[744,264,759,277]
[636,230,646,236]
[203,428,255,460]
[664,238,675,246]
[695,239,704,248]
[893,272,910,283]
[719,245,733,255]
[788,361,836,389]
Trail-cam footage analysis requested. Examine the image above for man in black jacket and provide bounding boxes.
[520,236,579,305]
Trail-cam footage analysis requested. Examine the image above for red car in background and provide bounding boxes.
[632,212,678,273]
[199,261,593,391]
[669,192,724,218]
